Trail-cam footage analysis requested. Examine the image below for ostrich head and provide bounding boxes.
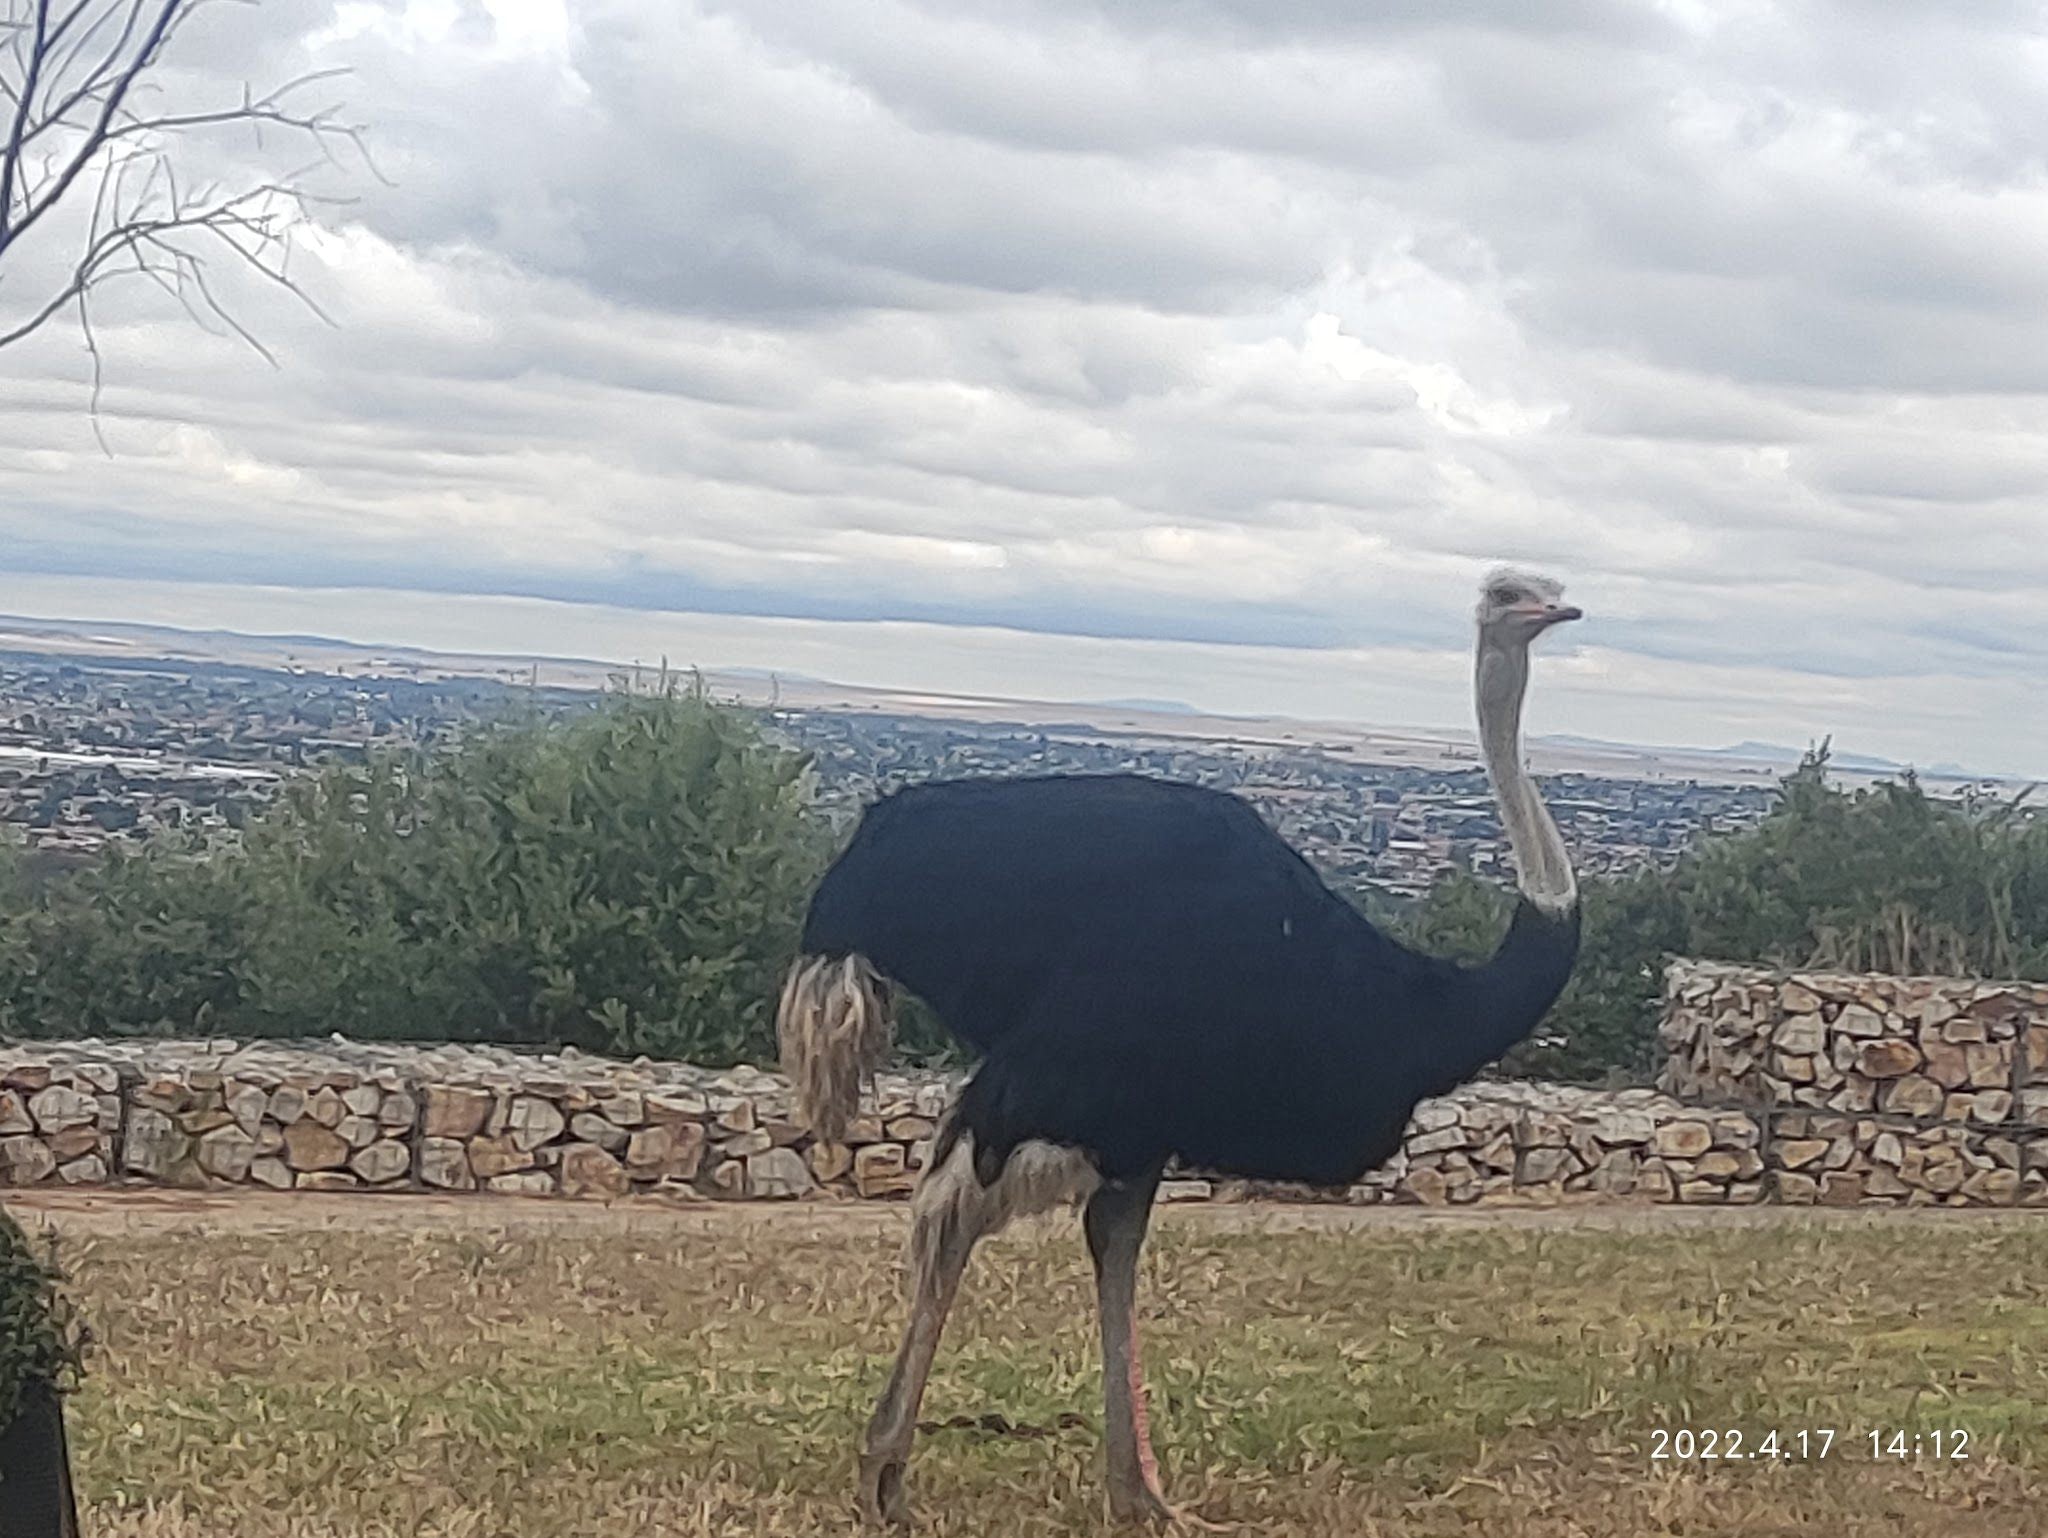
[1476,567,1581,648]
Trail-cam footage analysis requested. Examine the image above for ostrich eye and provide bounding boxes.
[1488,586,1521,607]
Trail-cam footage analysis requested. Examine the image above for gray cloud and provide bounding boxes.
[6,0,2048,769]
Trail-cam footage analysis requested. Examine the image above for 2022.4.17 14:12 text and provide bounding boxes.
[1647,1428,1970,1461]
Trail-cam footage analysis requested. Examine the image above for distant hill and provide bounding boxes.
[1708,739,1902,773]
[1,610,2027,786]
[1086,697,1201,716]
[1539,733,1996,782]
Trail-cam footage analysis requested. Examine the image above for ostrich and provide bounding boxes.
[777,569,1583,1527]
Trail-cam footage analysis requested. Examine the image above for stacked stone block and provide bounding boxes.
[1277,1085,1765,1207]
[118,1054,417,1193]
[0,1040,966,1203]
[0,960,2043,1208]
[0,1039,1765,1207]
[0,1060,118,1187]
[1661,961,2048,1206]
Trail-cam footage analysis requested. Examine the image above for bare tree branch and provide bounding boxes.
[0,0,374,433]
[0,3,56,237]
[0,0,181,256]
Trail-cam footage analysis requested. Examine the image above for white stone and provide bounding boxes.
[27,1086,97,1131]
[1776,1013,1825,1055]
[747,1147,815,1199]
[350,1140,411,1184]
[1411,1100,1461,1132]
[1407,1126,1467,1156]
[569,1113,628,1151]
[197,1126,258,1182]
[508,1095,567,1151]
[342,1084,384,1117]
[0,1136,57,1185]
[227,1084,269,1136]
[57,1154,107,1185]
[418,1138,474,1190]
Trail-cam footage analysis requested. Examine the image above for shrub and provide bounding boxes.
[1393,745,2048,1082]
[0,1213,85,1429]
[0,686,829,1064]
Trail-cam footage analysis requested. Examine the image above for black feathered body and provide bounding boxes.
[800,774,1577,1186]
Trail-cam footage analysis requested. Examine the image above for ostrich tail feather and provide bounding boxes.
[776,953,894,1143]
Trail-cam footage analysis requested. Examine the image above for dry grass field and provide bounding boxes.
[10,1193,2048,1537]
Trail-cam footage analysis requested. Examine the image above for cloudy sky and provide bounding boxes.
[6,0,2048,772]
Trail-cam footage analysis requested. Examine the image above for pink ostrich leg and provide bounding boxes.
[1123,1307,1165,1503]
[1085,1169,1174,1525]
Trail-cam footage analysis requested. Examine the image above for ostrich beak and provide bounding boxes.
[1522,603,1581,629]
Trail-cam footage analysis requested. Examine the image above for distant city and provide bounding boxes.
[0,641,1772,900]
[0,650,592,862]
[773,709,1774,898]
[0,617,2029,895]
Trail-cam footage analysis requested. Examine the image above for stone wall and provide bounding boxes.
[0,961,2042,1208]
[0,1060,118,1187]
[1660,961,2048,1206]
[0,1039,957,1203]
[0,1038,1762,1207]
[1212,1084,1764,1208]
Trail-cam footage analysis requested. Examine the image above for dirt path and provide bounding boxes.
[7,1186,2047,1240]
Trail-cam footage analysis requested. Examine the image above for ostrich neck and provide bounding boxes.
[1389,634,1583,1102]
[1475,639,1576,916]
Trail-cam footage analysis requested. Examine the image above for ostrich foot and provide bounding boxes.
[1107,1485,1164,1528]
[1108,1483,1223,1532]
[858,1448,912,1528]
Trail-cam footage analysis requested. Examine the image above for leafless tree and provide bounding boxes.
[0,0,376,421]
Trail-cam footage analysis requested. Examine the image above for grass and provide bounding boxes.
[26,1200,2048,1536]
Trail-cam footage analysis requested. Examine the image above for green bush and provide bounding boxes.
[0,687,828,1064]
[2,704,2043,1087]
[1682,752,2048,978]
[0,1212,85,1429]
[1392,745,2048,1082]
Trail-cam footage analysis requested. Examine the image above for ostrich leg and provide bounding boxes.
[858,1147,989,1526]
[1083,1165,1172,1527]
